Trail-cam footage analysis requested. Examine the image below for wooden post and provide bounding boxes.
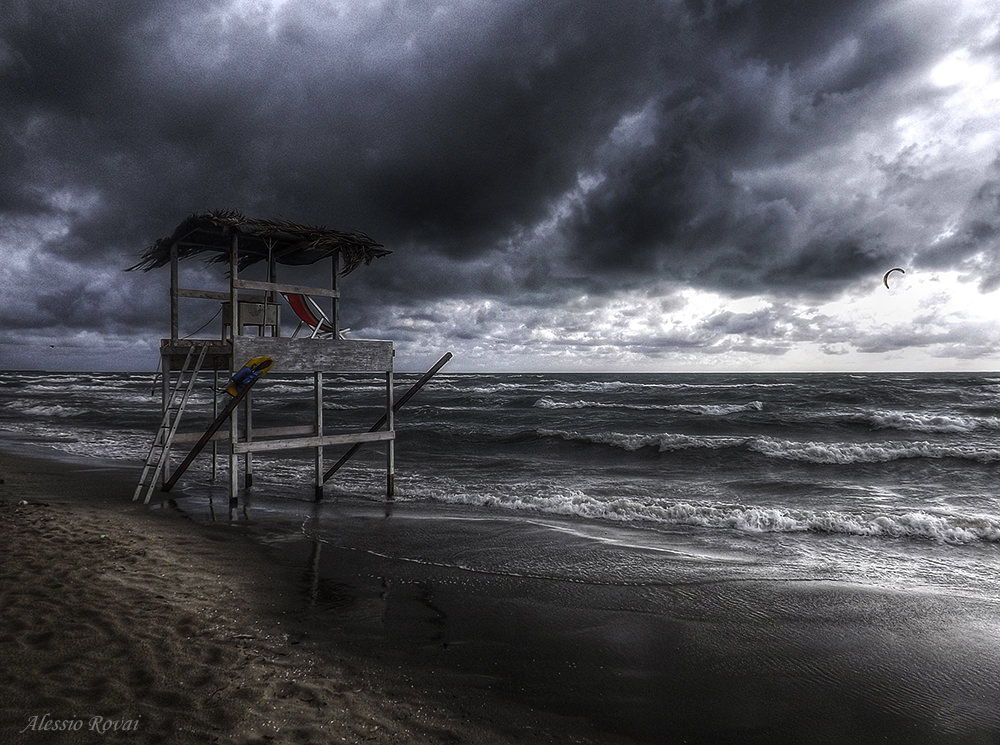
[314,371,324,501]
[160,357,171,487]
[169,245,179,343]
[229,234,240,506]
[228,388,239,505]
[270,253,281,337]
[386,370,394,499]
[331,253,340,337]
[228,235,239,340]
[211,366,219,481]
[244,386,253,488]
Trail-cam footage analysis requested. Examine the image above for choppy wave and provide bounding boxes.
[433,378,795,396]
[748,437,1000,464]
[437,379,677,395]
[408,483,1000,545]
[859,409,1000,433]
[535,429,1000,464]
[536,429,743,452]
[534,397,764,415]
[2,402,82,418]
[638,502,1000,545]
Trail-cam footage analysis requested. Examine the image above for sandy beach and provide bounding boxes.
[3,446,1000,745]
[0,451,612,745]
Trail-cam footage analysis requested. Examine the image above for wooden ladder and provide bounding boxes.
[133,345,209,504]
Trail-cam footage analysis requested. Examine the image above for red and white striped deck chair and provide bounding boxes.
[282,293,347,339]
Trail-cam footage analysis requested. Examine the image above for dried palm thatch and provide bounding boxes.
[126,209,390,275]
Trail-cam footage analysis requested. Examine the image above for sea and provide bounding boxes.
[5,369,1000,741]
[2,369,999,602]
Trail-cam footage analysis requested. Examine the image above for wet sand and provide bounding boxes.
[3,448,1000,744]
[263,501,1000,745]
[0,451,613,744]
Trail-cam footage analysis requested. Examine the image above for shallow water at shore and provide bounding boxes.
[142,487,1000,744]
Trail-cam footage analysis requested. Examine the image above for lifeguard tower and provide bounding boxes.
[127,209,435,505]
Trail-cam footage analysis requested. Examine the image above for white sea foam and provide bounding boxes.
[749,437,1000,464]
[534,428,1000,464]
[436,378,791,396]
[533,397,764,415]
[399,476,1000,545]
[6,402,80,418]
[536,429,747,452]
[686,401,764,415]
[861,409,1000,433]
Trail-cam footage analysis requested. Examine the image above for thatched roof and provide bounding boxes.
[127,209,390,274]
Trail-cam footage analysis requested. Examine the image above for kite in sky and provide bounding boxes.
[882,267,905,288]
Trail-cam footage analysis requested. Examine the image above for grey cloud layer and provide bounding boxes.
[1,0,997,368]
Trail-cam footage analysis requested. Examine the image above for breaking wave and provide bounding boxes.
[414,485,1000,545]
[533,397,764,415]
[535,429,1000,464]
[859,409,1000,433]
[431,378,795,397]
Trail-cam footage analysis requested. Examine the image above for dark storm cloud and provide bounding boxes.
[0,3,894,276]
[2,0,997,370]
[3,2,670,270]
[555,0,950,296]
[234,1,677,262]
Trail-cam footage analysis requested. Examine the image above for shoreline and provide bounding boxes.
[0,449,616,745]
[4,446,1000,744]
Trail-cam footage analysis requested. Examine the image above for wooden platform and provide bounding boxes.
[160,337,394,374]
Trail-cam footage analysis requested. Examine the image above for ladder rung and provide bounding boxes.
[133,344,210,502]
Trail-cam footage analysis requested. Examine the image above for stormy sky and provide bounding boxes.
[2,0,999,372]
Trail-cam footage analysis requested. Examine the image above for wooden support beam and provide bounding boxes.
[172,426,396,448]
[177,288,231,301]
[160,362,171,486]
[244,386,254,488]
[386,370,395,498]
[233,337,393,373]
[269,254,281,337]
[211,367,219,480]
[234,278,340,298]
[315,371,324,500]
[171,423,318,444]
[232,431,394,454]
[228,235,239,340]
[228,234,239,504]
[170,245,179,342]
[331,254,340,336]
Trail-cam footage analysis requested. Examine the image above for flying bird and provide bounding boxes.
[882,267,905,288]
